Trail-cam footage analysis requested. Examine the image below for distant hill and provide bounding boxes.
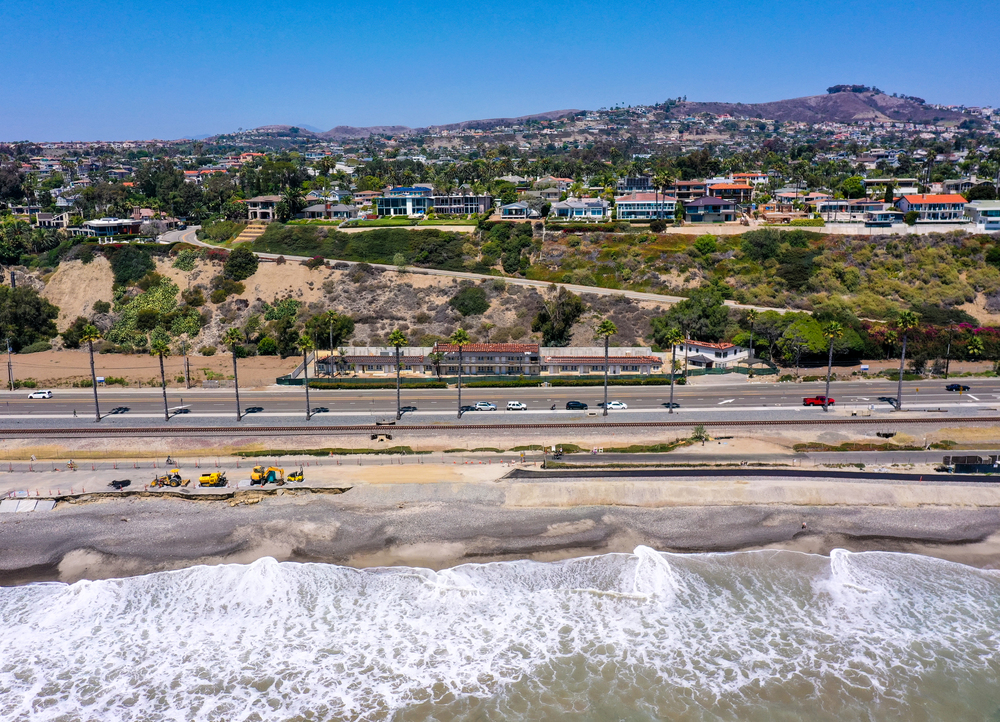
[667,90,970,125]
[318,109,581,139]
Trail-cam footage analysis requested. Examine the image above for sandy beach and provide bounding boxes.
[4,463,1000,586]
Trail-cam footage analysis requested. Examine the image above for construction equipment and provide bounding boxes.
[150,469,190,488]
[288,468,304,483]
[198,471,228,487]
[109,479,131,490]
[251,465,285,485]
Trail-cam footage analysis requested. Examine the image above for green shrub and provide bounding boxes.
[262,298,301,321]
[257,336,278,355]
[904,211,919,225]
[105,280,201,350]
[182,287,206,307]
[104,376,128,386]
[19,341,52,354]
[789,218,825,227]
[172,249,199,271]
[92,300,111,314]
[198,220,245,243]
[449,285,490,316]
[61,316,89,349]
[224,245,259,280]
[13,379,37,388]
[209,275,245,303]
[108,246,155,285]
[693,234,717,255]
[199,345,216,356]
[135,308,160,331]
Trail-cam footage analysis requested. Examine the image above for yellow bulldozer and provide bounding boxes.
[198,471,228,487]
[150,469,190,488]
[288,468,304,483]
[251,466,285,486]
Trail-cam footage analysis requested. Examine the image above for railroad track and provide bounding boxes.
[1,415,997,437]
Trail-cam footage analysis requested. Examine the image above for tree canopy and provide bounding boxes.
[0,286,58,351]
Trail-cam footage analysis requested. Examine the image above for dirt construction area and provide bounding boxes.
[11,350,296,389]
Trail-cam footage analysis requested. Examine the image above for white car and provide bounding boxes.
[27,390,53,399]
[506,401,527,411]
[601,400,628,410]
[474,401,497,411]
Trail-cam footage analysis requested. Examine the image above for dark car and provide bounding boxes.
[400,405,418,413]
[662,402,681,409]
[877,396,900,409]
[460,405,476,413]
[565,400,588,410]
[945,384,971,392]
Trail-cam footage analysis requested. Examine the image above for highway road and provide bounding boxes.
[1,379,995,426]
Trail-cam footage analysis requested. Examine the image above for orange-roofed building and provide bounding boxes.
[896,194,968,222]
[707,183,753,203]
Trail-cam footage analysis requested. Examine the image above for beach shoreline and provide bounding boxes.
[4,467,1000,586]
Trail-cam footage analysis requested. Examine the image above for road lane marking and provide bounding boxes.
[968,395,980,401]
[718,399,735,405]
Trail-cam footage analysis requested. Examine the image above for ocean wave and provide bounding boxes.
[1,548,998,721]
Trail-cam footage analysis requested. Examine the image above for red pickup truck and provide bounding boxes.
[803,395,835,407]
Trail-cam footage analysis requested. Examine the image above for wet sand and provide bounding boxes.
[4,467,1000,585]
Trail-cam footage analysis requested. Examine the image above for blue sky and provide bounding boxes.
[3,0,997,141]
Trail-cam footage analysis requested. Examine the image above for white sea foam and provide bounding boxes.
[1,549,999,720]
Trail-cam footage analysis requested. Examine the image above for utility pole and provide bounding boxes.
[181,339,190,389]
[6,339,13,391]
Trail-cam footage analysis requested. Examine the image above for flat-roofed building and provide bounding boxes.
[965,200,1000,231]
[615,192,675,220]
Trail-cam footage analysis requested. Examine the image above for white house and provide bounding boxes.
[965,200,1000,231]
[615,192,676,220]
[550,197,609,220]
[673,340,748,369]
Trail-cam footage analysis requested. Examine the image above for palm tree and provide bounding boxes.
[663,327,685,414]
[297,332,315,421]
[594,319,617,416]
[822,322,844,412]
[746,308,756,378]
[894,310,920,411]
[150,338,171,422]
[223,328,243,421]
[968,333,985,363]
[450,328,471,418]
[388,329,407,420]
[81,325,102,422]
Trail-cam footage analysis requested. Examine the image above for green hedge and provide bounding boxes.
[464,375,684,388]
[308,379,447,390]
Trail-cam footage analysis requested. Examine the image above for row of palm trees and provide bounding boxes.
[73,309,926,423]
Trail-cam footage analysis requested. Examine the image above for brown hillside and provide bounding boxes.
[670,91,969,125]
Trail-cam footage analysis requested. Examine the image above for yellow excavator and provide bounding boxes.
[198,471,228,487]
[150,469,190,488]
[251,465,285,486]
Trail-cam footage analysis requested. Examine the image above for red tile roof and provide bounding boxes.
[709,183,753,190]
[433,343,539,353]
[680,341,736,350]
[901,194,966,204]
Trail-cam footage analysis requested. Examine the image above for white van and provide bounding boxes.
[27,390,53,399]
